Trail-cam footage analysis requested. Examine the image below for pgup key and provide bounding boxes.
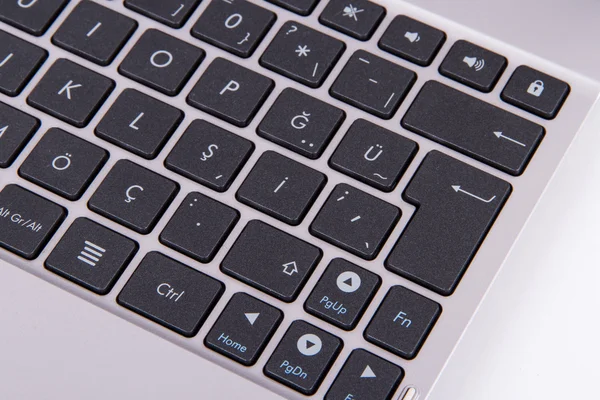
[385,151,511,296]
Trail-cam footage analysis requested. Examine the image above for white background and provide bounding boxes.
[2,1,600,400]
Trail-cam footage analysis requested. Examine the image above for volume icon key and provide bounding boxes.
[77,240,106,266]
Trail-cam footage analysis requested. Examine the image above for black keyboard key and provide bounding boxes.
[118,252,224,337]
[45,218,138,295]
[236,151,326,225]
[264,320,342,395]
[501,65,570,119]
[88,160,179,234]
[319,0,385,41]
[160,192,239,263]
[331,50,416,119]
[191,0,276,58]
[165,119,254,192]
[27,59,115,128]
[52,1,137,66]
[386,151,511,295]
[310,184,400,260]
[0,30,47,97]
[379,15,446,66]
[222,220,322,302]
[439,40,507,92]
[266,0,319,16]
[325,349,404,400]
[257,88,345,159]
[365,286,441,359]
[124,0,201,29]
[402,81,545,175]
[0,184,66,260]
[0,102,39,168]
[305,258,380,330]
[96,89,184,159]
[19,128,108,201]
[260,21,345,88]
[119,29,205,96]
[0,0,68,36]
[205,292,283,366]
[330,119,417,192]
[187,57,274,127]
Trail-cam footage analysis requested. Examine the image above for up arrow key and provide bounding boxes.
[360,365,376,378]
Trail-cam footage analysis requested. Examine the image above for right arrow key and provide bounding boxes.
[402,81,545,176]
[386,151,512,296]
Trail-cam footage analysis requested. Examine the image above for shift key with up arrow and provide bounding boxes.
[402,81,545,176]
[386,151,511,296]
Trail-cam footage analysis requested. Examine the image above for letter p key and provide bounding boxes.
[220,80,240,95]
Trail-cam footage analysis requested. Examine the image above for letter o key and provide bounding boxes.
[150,50,173,68]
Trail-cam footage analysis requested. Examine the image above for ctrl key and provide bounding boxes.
[117,252,224,337]
[0,185,66,259]
[264,320,343,395]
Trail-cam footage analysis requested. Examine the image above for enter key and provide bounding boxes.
[385,151,512,296]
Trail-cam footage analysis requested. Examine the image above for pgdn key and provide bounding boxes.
[386,151,511,295]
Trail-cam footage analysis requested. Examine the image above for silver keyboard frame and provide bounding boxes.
[1,1,599,399]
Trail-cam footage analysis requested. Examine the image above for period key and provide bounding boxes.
[205,293,283,366]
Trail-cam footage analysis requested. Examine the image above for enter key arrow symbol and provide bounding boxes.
[452,185,496,203]
[493,131,526,147]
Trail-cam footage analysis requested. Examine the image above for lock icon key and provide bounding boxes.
[527,80,545,97]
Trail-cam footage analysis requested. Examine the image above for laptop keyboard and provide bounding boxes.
[0,0,592,399]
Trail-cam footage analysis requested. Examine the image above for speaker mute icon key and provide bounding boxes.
[78,240,106,267]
